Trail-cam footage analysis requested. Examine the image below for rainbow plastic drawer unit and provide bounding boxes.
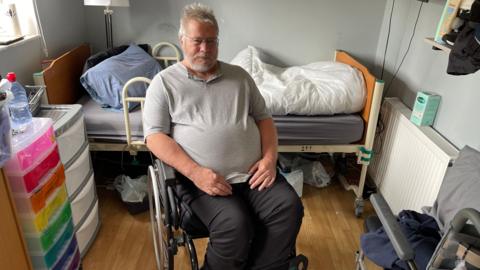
[3,118,81,269]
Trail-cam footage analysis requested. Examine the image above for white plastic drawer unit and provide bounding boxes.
[71,174,96,228]
[65,142,92,199]
[76,199,100,257]
[37,105,86,167]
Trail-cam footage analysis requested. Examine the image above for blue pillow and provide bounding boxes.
[80,44,161,111]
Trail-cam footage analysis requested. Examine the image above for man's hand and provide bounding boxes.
[248,158,276,191]
[190,166,232,196]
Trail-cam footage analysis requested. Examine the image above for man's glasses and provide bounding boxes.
[184,36,219,46]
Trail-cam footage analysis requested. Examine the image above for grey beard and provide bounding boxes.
[190,61,216,73]
[191,63,212,72]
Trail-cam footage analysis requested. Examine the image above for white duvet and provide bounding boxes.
[230,46,366,115]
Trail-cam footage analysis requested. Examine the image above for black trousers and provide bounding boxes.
[176,173,304,270]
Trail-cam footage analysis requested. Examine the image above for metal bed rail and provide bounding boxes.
[121,42,181,155]
[122,77,150,154]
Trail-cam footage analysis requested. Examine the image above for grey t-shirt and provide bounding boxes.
[143,62,271,183]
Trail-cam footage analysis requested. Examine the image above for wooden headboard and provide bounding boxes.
[334,50,384,146]
[334,50,377,125]
[43,44,90,104]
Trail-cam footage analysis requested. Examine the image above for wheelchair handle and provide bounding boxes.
[450,208,480,233]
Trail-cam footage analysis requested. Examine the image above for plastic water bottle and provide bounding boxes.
[6,72,32,134]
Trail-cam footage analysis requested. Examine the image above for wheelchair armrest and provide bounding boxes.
[154,159,180,228]
[370,193,415,262]
[155,159,176,186]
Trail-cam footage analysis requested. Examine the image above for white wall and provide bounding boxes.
[35,0,87,58]
[0,38,43,84]
[84,0,386,68]
[376,0,480,149]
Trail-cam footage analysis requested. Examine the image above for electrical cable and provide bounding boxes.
[375,2,423,187]
[376,1,422,161]
[381,0,396,80]
[383,2,424,98]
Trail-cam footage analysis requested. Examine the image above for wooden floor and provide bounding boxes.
[82,182,381,270]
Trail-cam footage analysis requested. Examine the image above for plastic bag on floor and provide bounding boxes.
[113,174,148,203]
[279,153,332,188]
[303,160,331,188]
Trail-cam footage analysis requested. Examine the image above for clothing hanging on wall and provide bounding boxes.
[447,0,480,75]
[447,22,480,75]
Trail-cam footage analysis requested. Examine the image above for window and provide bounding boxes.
[0,0,38,37]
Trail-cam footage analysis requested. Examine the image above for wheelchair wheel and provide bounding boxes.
[148,165,174,270]
[184,232,200,270]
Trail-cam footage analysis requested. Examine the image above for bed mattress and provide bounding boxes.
[273,114,364,145]
[79,96,364,145]
[79,96,143,142]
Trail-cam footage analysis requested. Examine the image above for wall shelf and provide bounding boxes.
[424,37,452,53]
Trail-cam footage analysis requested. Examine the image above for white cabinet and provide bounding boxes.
[39,105,99,257]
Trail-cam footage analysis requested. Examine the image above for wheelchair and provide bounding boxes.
[355,193,480,270]
[148,159,208,270]
[147,159,308,270]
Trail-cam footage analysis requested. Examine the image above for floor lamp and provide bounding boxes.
[84,0,130,49]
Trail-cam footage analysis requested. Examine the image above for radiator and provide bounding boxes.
[368,98,458,214]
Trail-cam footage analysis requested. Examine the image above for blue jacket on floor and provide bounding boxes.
[361,210,441,270]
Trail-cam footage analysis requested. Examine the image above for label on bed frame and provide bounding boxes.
[358,146,372,165]
[300,145,313,151]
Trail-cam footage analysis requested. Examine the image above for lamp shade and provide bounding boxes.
[84,0,129,7]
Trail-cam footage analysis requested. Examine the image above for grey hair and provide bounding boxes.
[178,3,219,38]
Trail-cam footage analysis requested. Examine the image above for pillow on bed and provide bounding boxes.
[427,146,480,232]
[80,44,161,111]
[82,44,150,73]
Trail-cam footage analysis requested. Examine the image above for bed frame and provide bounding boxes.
[42,44,383,216]
[289,50,384,216]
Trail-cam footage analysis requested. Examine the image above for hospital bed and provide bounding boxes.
[41,43,383,216]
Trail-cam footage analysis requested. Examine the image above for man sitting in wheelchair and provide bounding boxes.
[143,3,305,270]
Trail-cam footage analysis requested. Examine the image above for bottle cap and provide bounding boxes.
[6,72,16,82]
